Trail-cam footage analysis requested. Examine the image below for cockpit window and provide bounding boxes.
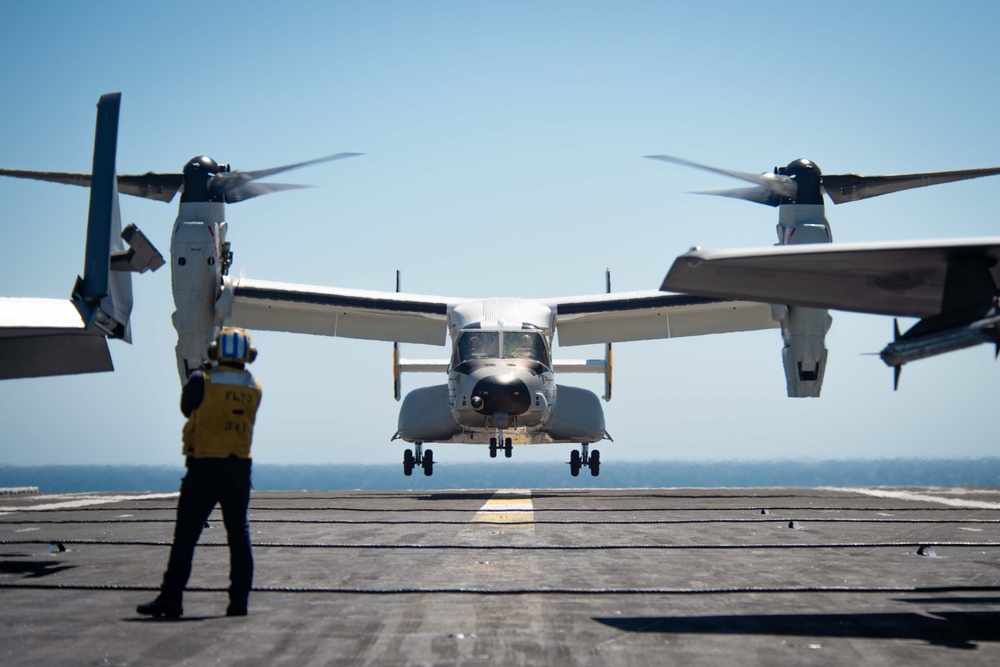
[453,331,550,367]
[456,331,499,362]
[502,331,549,365]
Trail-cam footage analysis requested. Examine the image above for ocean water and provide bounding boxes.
[1,459,999,493]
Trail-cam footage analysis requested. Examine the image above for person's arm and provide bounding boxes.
[180,371,206,417]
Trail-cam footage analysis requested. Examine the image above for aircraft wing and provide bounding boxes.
[544,290,778,346]
[0,298,113,379]
[225,277,454,345]
[662,237,1000,318]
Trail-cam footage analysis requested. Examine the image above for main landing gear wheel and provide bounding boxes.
[403,443,434,476]
[569,449,581,477]
[489,436,514,459]
[568,444,600,477]
[589,449,600,477]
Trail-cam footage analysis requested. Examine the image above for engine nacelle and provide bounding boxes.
[773,208,833,398]
[170,202,227,381]
[772,304,832,397]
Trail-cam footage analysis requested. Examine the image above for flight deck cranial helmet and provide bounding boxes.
[208,327,258,365]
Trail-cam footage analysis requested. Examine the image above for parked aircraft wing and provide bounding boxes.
[0,298,113,379]
[662,238,1000,318]
[225,277,453,345]
[545,290,777,346]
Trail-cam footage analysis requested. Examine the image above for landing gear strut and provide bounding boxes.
[403,442,434,476]
[568,443,600,477]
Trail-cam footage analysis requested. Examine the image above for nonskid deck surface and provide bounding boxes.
[2,487,1000,665]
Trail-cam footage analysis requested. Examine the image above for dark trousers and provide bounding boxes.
[160,457,253,604]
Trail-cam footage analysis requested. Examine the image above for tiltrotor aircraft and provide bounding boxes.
[648,155,1000,393]
[5,95,998,475]
[0,93,163,379]
[1,95,781,477]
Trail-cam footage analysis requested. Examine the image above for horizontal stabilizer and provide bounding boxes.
[398,359,449,373]
[552,359,606,373]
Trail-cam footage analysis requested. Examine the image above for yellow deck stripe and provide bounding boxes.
[469,489,534,526]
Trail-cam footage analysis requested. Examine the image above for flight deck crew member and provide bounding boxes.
[137,327,262,618]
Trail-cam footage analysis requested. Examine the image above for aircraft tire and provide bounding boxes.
[569,449,581,477]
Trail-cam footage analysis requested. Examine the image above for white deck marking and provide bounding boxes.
[825,487,1000,510]
[0,492,178,516]
[468,489,534,528]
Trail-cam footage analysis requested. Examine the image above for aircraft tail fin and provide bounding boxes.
[393,270,402,400]
[604,268,612,401]
[72,93,163,343]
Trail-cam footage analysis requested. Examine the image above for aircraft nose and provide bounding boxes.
[470,375,531,416]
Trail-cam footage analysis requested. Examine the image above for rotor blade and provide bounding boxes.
[823,167,1000,204]
[0,169,184,203]
[117,172,184,202]
[208,152,363,200]
[223,182,310,204]
[645,155,797,199]
[693,186,781,207]
[0,169,92,188]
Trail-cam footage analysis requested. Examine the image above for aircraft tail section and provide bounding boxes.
[0,92,163,380]
[72,93,164,343]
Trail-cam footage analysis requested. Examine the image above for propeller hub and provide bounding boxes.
[777,158,823,205]
[181,156,228,203]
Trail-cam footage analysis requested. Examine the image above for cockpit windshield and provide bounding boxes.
[456,331,500,361]
[502,332,548,364]
[453,331,550,367]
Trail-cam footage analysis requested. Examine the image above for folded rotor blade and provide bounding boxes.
[822,167,1000,204]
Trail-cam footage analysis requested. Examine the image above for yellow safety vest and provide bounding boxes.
[182,368,262,459]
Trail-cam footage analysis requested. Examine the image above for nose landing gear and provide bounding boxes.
[568,443,600,477]
[489,433,513,459]
[403,442,434,476]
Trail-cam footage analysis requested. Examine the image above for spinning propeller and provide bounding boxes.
[0,152,362,204]
[645,155,1000,207]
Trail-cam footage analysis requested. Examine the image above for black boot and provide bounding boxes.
[136,596,183,618]
[226,602,248,617]
[227,588,248,616]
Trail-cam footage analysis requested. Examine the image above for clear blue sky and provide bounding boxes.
[1,1,999,467]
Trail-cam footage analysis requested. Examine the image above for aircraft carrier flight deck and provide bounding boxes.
[2,486,1000,665]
